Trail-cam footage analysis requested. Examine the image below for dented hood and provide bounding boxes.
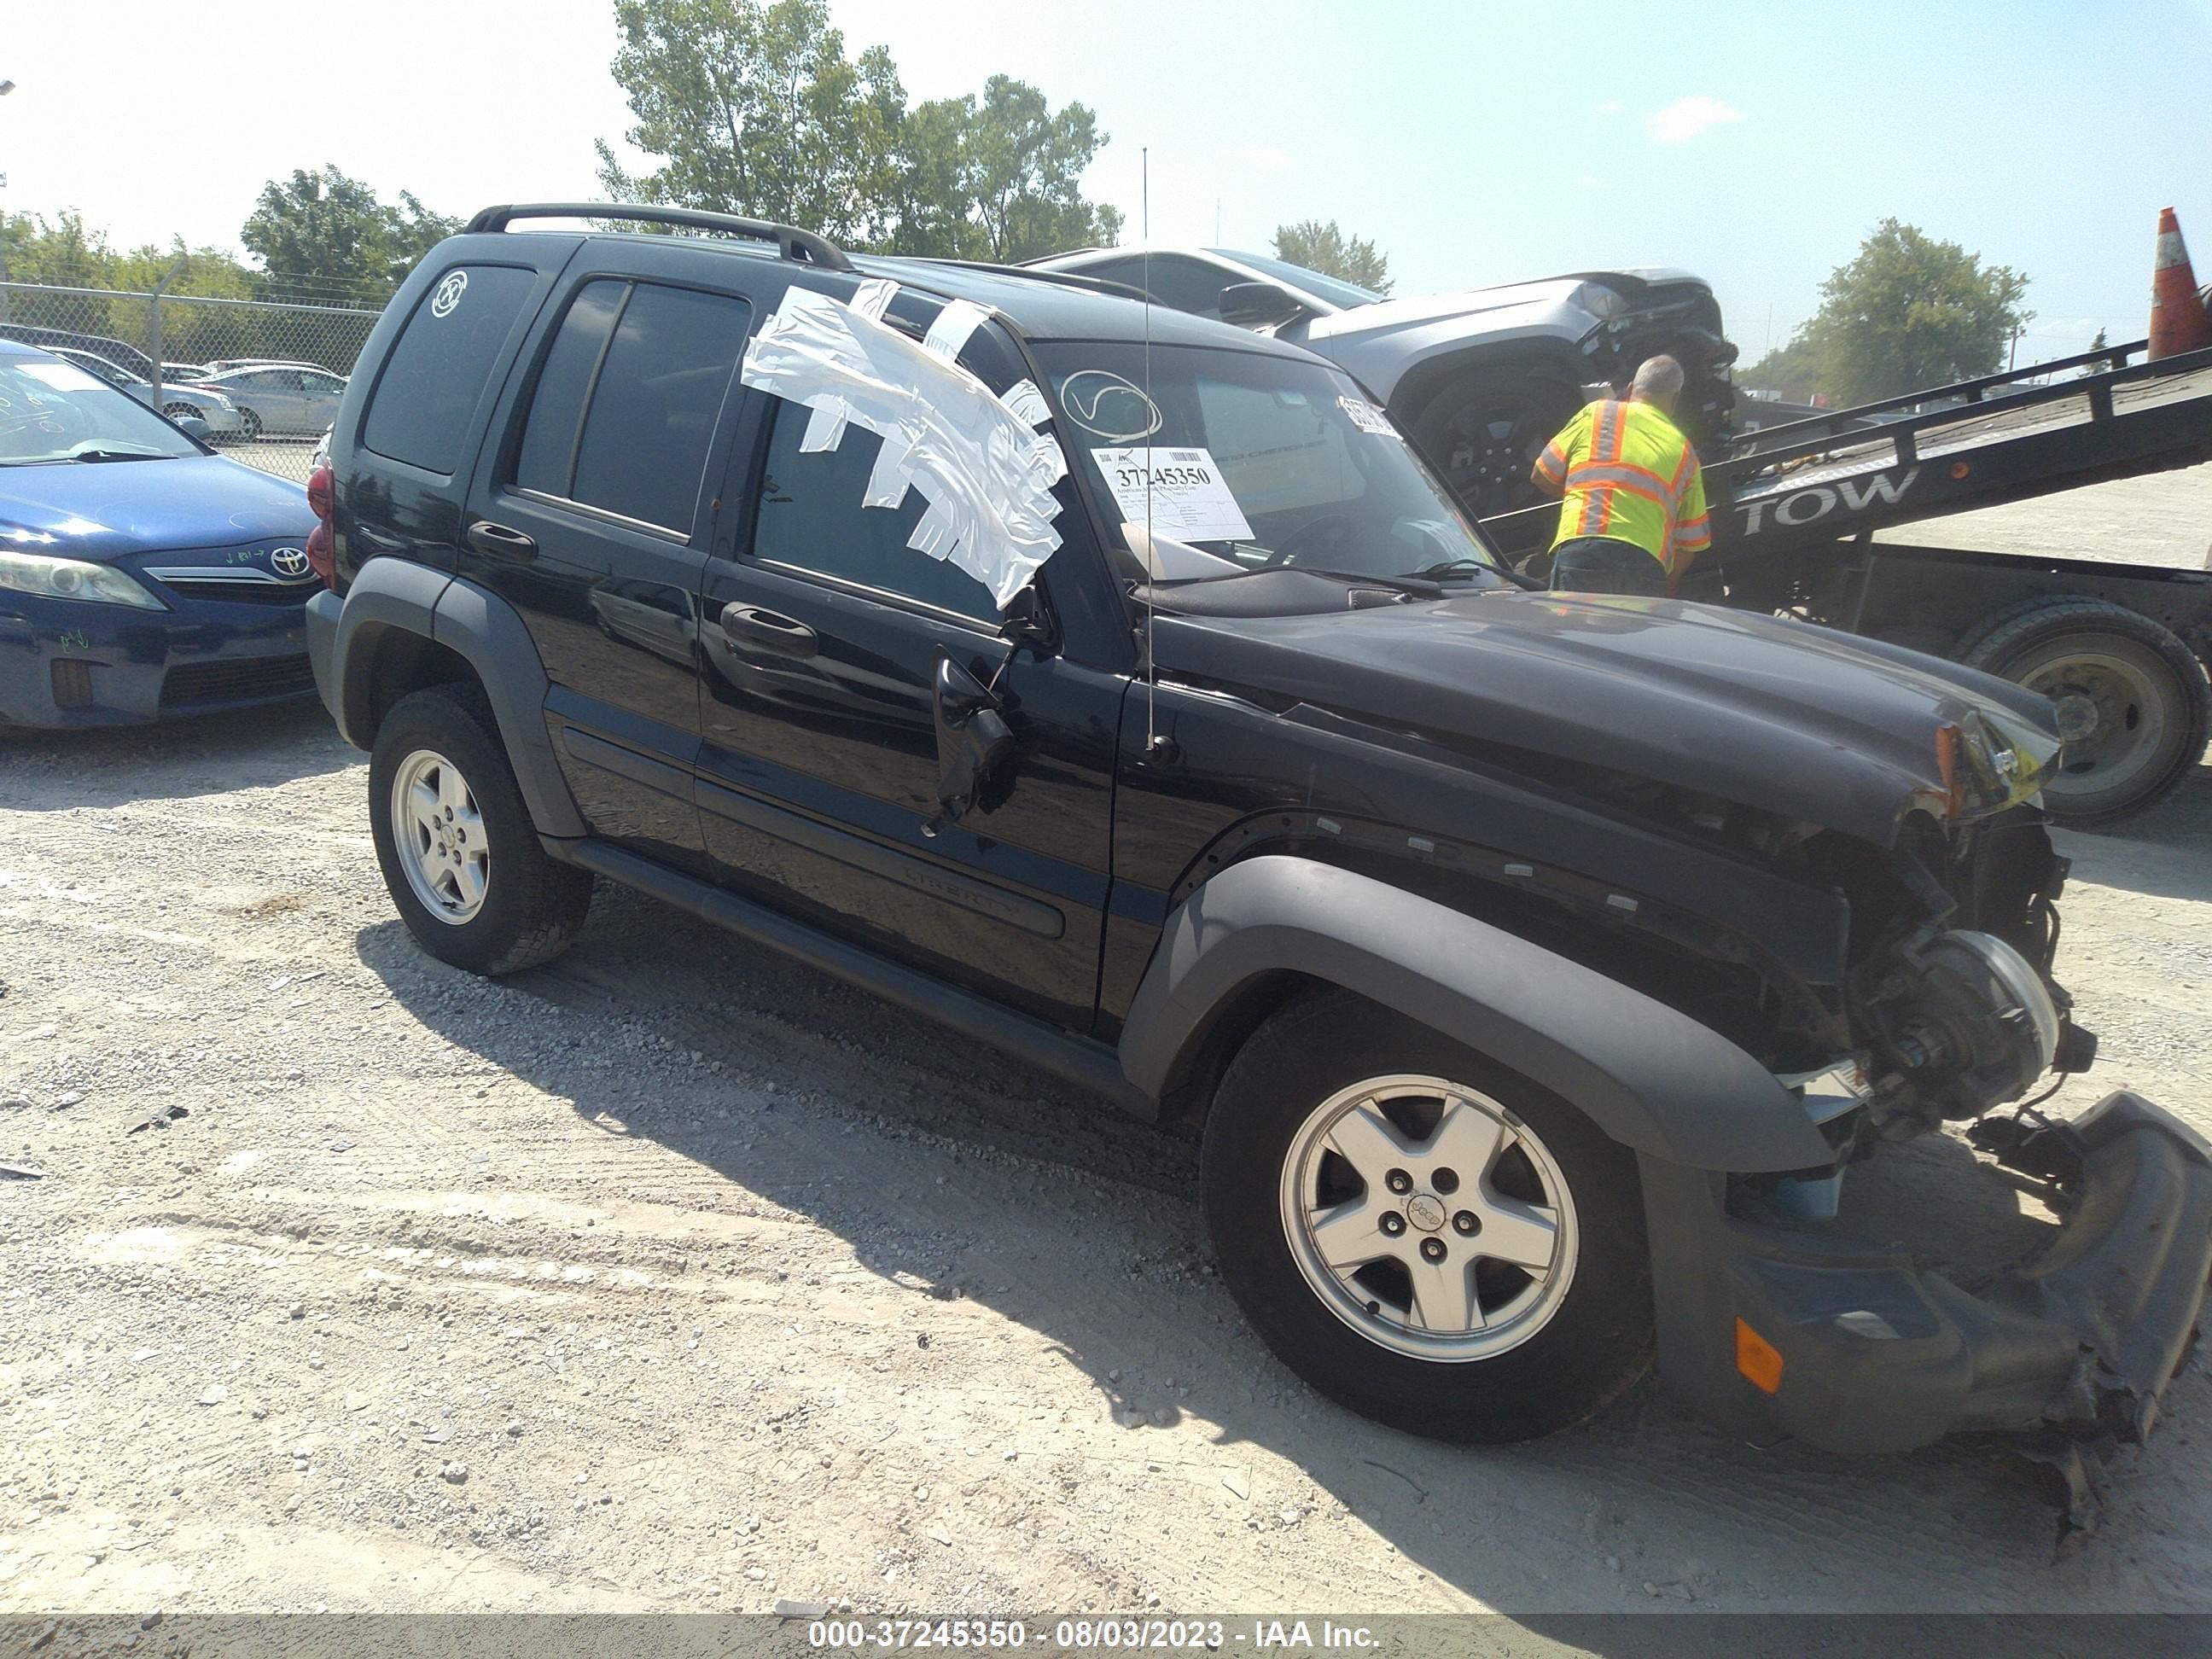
[1155,590,2060,847]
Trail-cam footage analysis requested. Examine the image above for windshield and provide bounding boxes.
[1213,250,1382,310]
[1039,341,1502,585]
[0,356,203,463]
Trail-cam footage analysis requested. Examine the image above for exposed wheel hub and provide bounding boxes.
[2050,691,2101,744]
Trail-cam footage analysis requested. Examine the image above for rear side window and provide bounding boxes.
[511,280,751,536]
[362,264,537,473]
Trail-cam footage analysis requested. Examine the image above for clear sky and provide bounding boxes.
[8,0,2209,363]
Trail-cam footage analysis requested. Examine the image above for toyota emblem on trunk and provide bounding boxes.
[271,546,311,577]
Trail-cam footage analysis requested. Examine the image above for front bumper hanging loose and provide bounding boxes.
[1643,1091,2212,1533]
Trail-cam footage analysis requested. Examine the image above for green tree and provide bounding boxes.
[1271,219,1392,294]
[1793,218,2029,404]
[597,0,911,244]
[0,209,114,288]
[1738,334,1824,399]
[240,166,457,302]
[892,78,1121,260]
[597,0,1120,259]
[2077,326,2110,378]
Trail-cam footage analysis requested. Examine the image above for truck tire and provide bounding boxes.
[369,683,593,974]
[1405,368,1585,519]
[1956,597,2209,827]
[1201,987,1653,1443]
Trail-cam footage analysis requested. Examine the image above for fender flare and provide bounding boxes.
[324,561,585,838]
[1116,856,1832,1173]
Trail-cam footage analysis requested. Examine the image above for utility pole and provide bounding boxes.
[0,79,15,326]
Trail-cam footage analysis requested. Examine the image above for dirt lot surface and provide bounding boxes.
[5,480,2212,1621]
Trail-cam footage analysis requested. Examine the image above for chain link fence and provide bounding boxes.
[0,282,384,483]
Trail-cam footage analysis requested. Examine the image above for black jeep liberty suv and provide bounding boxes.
[306,205,2211,1502]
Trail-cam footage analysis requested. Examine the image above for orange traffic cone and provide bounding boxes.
[2150,207,2212,359]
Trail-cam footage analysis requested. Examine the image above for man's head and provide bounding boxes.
[1628,354,1685,414]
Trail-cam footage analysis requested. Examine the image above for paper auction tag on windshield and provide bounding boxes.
[1090,445,1254,544]
[1338,395,1400,438]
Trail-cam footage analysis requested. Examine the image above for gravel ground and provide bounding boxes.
[3,478,2211,1621]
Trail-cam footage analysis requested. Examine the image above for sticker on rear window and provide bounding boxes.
[429,270,469,319]
[1338,395,1400,438]
[1090,445,1254,544]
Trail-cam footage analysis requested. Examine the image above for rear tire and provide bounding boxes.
[1201,987,1653,1443]
[368,684,592,974]
[1957,597,2209,827]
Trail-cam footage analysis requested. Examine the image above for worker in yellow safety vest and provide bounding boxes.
[1530,354,1710,596]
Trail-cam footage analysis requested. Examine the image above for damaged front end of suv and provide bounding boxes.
[1132,580,2210,1532]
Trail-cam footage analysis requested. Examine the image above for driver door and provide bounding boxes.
[694,314,1121,1031]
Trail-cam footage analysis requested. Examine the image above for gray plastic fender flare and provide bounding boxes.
[324,560,585,839]
[1117,856,1833,1173]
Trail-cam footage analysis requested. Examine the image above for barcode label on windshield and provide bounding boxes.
[1090,445,1254,543]
[1339,396,1400,438]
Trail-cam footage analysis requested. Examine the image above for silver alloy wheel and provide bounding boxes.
[2017,646,2173,805]
[389,748,490,925]
[1278,1074,1579,1362]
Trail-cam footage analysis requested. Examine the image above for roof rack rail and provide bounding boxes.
[463,203,854,273]
[905,257,1154,305]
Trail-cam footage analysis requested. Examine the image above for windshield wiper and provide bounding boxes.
[1298,568,1445,595]
[1408,555,1545,591]
[71,448,168,463]
[1403,558,1501,583]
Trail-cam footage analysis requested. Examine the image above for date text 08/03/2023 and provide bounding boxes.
[806,1618,1380,1650]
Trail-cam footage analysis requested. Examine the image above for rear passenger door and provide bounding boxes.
[463,257,754,873]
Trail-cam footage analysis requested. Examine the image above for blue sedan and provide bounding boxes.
[0,341,323,727]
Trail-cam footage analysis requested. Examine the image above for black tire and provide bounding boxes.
[368,683,592,974]
[161,403,200,423]
[1406,367,1585,519]
[236,406,263,440]
[1201,987,1654,1444]
[1957,596,2210,827]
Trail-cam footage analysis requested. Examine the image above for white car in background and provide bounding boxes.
[49,346,247,439]
[1027,244,1739,516]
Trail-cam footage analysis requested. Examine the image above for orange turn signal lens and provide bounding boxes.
[1735,1318,1784,1394]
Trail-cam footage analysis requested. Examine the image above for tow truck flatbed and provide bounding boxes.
[1477,338,2212,824]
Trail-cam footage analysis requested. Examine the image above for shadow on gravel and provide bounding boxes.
[2053,765,2212,905]
[359,877,2151,1614]
[0,699,352,808]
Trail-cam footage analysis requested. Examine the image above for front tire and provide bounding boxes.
[368,684,592,974]
[1202,988,1653,1443]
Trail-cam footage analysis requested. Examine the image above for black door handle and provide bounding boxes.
[466,520,538,562]
[719,602,818,658]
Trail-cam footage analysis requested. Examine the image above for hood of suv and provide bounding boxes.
[0,455,316,561]
[1155,590,2058,847]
